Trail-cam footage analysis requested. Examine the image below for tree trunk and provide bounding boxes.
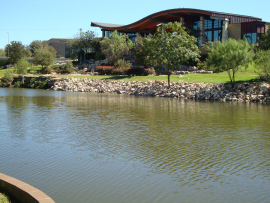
[168,74,170,88]
[21,75,24,84]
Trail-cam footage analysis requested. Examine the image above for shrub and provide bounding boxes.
[114,59,132,68]
[4,69,14,86]
[40,67,52,74]
[95,53,106,61]
[95,66,114,75]
[254,50,270,80]
[59,61,75,74]
[143,67,156,75]
[29,77,48,89]
[14,81,21,88]
[111,67,131,75]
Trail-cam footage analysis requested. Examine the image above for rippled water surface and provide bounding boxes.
[0,88,270,203]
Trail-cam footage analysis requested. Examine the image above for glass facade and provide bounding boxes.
[204,19,222,42]
[241,23,265,43]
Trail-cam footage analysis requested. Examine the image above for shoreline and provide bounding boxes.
[50,78,270,102]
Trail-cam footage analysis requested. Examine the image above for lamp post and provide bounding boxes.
[7,32,9,58]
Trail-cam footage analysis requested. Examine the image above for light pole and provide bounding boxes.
[7,32,9,58]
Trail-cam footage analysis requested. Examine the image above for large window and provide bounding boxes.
[205,19,222,42]
[241,23,265,43]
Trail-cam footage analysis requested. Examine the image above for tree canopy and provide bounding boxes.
[29,40,56,57]
[67,30,97,60]
[14,58,30,84]
[257,29,270,51]
[145,22,200,87]
[254,49,270,80]
[203,38,254,84]
[34,46,55,68]
[5,41,26,64]
[100,30,133,66]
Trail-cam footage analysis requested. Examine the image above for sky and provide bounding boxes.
[0,0,269,49]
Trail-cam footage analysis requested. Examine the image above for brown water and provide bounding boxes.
[0,88,269,203]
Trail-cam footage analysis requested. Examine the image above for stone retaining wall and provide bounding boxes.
[0,173,55,203]
[50,78,270,102]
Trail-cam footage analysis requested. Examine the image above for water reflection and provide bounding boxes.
[0,88,270,203]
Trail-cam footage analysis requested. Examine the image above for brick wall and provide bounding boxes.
[228,23,241,40]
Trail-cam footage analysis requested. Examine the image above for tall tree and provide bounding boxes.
[29,40,56,57]
[34,46,54,68]
[5,41,25,64]
[100,30,133,66]
[145,22,200,87]
[14,58,30,84]
[203,38,254,84]
[66,30,96,61]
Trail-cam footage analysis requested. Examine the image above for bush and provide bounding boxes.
[29,77,48,89]
[95,66,114,75]
[4,69,14,86]
[254,50,270,80]
[14,81,21,88]
[111,67,131,75]
[59,61,74,74]
[114,59,132,68]
[127,68,144,76]
[143,67,156,75]
[40,67,52,74]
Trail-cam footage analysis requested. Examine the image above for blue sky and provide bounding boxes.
[0,0,269,49]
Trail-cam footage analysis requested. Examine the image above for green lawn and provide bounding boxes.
[0,63,263,84]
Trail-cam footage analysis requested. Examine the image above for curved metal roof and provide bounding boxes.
[91,8,262,33]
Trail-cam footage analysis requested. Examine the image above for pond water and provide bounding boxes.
[0,88,269,203]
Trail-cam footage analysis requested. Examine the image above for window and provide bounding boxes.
[204,19,222,42]
[241,23,265,43]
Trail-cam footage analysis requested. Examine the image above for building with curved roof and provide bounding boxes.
[91,8,268,46]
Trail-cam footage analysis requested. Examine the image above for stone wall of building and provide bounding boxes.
[228,23,241,40]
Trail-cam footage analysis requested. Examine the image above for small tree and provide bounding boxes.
[254,50,270,80]
[145,22,200,87]
[257,29,270,51]
[4,69,14,86]
[203,38,254,84]
[14,58,30,84]
[34,47,55,69]
[0,48,5,56]
[29,40,56,57]
[100,30,133,66]
[5,41,25,64]
[133,35,149,67]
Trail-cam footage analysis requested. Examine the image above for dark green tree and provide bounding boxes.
[257,29,270,51]
[34,46,55,68]
[254,50,270,80]
[29,40,56,57]
[145,22,200,87]
[5,41,25,64]
[100,30,133,66]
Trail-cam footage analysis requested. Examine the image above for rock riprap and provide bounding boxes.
[50,78,270,102]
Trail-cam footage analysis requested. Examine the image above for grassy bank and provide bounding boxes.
[0,64,264,84]
[0,193,10,203]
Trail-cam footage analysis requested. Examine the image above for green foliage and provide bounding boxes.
[114,59,132,68]
[91,38,102,53]
[203,38,254,84]
[95,53,106,61]
[0,48,6,56]
[34,46,55,68]
[14,58,29,75]
[145,22,200,86]
[133,35,148,67]
[254,50,270,80]
[143,67,156,75]
[29,40,56,57]
[67,30,97,60]
[100,31,133,66]
[257,29,270,51]
[40,67,52,74]
[5,41,25,64]
[4,69,14,86]
[29,77,48,89]
[58,61,75,74]
[14,81,22,88]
